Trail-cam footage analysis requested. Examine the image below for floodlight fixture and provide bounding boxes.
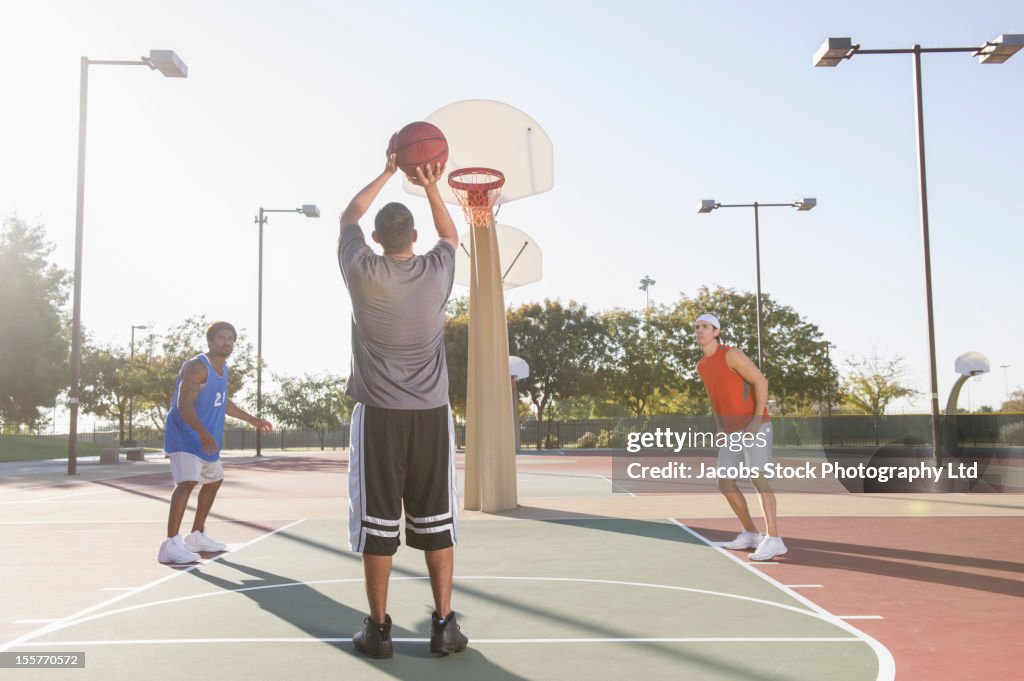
[978,34,1024,64]
[813,37,853,67]
[146,50,188,77]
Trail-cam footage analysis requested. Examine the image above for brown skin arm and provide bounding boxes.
[340,135,399,229]
[177,359,217,454]
[226,400,272,433]
[408,162,458,251]
[725,348,769,434]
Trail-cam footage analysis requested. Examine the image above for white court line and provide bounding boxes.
[9,574,889,646]
[24,636,864,647]
[0,518,307,653]
[785,584,824,588]
[596,474,636,496]
[669,519,895,681]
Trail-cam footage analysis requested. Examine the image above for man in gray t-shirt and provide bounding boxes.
[338,139,467,659]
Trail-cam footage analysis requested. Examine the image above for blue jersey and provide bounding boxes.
[164,354,229,462]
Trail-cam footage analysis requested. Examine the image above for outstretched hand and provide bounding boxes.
[407,162,446,189]
[384,133,398,175]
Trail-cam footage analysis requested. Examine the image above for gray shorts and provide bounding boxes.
[717,423,773,478]
[168,452,224,485]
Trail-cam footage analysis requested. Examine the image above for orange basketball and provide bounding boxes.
[393,122,448,176]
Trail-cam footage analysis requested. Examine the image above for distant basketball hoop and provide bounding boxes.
[448,167,505,228]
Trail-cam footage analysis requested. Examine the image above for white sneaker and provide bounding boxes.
[722,531,763,550]
[184,530,227,553]
[750,535,788,561]
[158,536,200,564]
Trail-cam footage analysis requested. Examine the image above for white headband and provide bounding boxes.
[696,313,720,329]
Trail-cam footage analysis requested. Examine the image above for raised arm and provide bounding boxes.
[339,134,399,229]
[410,162,458,250]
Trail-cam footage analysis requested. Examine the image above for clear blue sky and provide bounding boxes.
[1,0,1021,413]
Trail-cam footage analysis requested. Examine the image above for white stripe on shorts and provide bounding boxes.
[406,523,455,535]
[348,403,366,552]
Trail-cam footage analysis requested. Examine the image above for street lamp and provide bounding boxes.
[1000,365,1011,400]
[639,275,656,309]
[67,50,188,476]
[254,205,320,456]
[128,324,148,446]
[696,198,816,368]
[814,33,1022,464]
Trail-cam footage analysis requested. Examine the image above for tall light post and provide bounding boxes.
[1000,365,1011,400]
[639,275,656,308]
[67,50,188,476]
[697,198,816,368]
[255,205,320,456]
[814,33,1022,463]
[127,324,148,446]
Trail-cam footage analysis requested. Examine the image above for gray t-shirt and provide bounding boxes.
[338,224,455,409]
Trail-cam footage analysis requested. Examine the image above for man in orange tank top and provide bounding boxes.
[695,313,787,561]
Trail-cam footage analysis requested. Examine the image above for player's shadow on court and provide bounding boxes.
[692,527,1024,598]
[189,558,532,680]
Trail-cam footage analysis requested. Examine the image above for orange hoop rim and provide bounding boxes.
[447,167,505,193]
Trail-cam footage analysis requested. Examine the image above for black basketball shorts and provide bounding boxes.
[348,403,458,555]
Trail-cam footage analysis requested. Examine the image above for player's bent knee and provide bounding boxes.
[718,478,740,493]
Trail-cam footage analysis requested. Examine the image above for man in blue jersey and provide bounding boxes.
[158,321,272,564]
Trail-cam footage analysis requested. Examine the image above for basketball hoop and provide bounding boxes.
[448,167,505,228]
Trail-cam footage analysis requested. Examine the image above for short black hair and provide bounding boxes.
[206,321,237,345]
[373,202,414,253]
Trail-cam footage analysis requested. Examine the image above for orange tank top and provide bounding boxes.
[697,344,770,433]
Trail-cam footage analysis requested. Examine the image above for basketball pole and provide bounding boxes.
[463,210,518,513]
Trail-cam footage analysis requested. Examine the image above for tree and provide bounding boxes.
[78,341,146,444]
[134,316,257,429]
[263,373,351,449]
[0,216,70,431]
[842,351,919,445]
[599,307,678,418]
[662,286,837,415]
[1001,388,1024,413]
[444,297,470,419]
[507,300,605,449]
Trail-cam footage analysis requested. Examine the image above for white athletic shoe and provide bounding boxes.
[184,530,227,553]
[158,536,200,564]
[722,531,763,550]
[750,535,788,561]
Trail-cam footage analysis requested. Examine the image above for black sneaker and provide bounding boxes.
[353,614,393,659]
[430,611,468,655]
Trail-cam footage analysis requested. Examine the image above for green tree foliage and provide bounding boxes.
[263,372,351,449]
[663,286,836,414]
[599,307,678,418]
[842,351,919,418]
[1000,388,1024,413]
[444,297,469,419]
[134,316,256,428]
[0,217,69,430]
[507,300,605,449]
[78,342,135,443]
